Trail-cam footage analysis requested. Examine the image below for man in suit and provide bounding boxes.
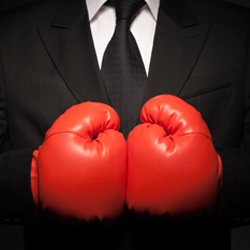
[0,0,250,249]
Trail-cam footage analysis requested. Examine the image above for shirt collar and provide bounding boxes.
[86,0,160,21]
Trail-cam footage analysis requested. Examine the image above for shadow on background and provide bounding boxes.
[232,226,250,250]
[0,224,250,250]
[0,225,23,250]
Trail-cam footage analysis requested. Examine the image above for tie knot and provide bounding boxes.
[114,0,145,24]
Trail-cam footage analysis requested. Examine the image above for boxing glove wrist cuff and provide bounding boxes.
[30,150,39,207]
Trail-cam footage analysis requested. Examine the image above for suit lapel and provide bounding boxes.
[38,0,110,104]
[38,0,211,115]
[144,0,210,102]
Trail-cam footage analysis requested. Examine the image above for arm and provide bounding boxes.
[215,27,250,226]
[0,54,41,223]
[215,148,250,226]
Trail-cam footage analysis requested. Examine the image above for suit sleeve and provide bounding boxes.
[215,25,250,227]
[0,54,41,223]
[215,148,250,227]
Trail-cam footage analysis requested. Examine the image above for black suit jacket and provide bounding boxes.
[0,0,250,249]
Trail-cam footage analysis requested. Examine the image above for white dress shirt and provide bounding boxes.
[86,0,160,75]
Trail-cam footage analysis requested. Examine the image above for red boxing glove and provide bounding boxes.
[31,102,127,223]
[126,95,222,219]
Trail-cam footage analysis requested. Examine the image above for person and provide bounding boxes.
[0,0,250,249]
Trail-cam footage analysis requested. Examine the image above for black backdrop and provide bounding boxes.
[0,0,250,249]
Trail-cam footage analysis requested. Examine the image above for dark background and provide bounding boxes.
[0,0,250,249]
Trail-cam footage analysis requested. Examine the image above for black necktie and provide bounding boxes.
[101,0,147,138]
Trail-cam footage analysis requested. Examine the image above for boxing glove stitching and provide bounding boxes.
[175,132,212,140]
[44,130,101,141]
